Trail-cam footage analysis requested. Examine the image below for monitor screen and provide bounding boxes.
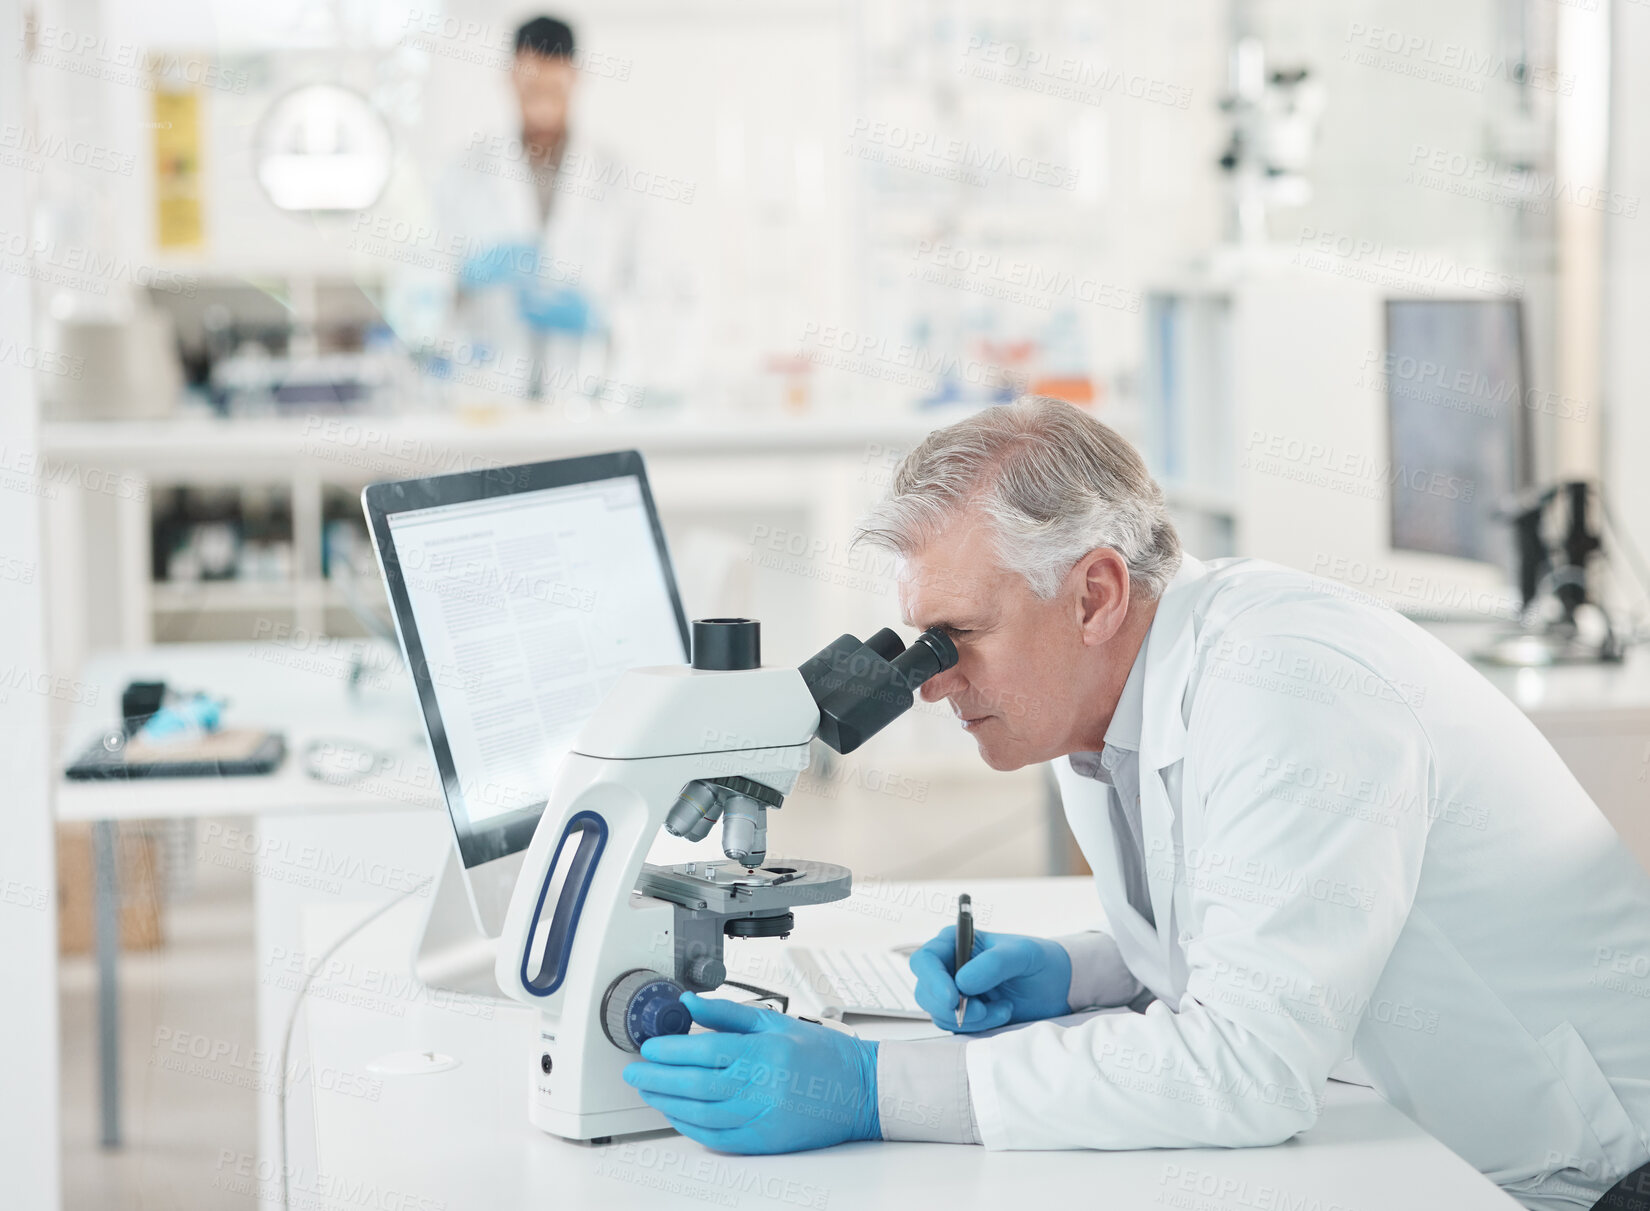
[1385,299,1528,567]
[368,455,687,867]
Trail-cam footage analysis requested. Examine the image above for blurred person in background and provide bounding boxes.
[393,15,692,409]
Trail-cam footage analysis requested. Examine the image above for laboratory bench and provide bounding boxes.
[281,876,1521,1210]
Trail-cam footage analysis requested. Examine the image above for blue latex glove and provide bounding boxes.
[622,992,880,1153]
[515,281,592,334]
[458,241,537,288]
[909,927,1071,1033]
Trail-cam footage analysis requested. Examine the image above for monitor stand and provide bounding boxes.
[413,846,512,1000]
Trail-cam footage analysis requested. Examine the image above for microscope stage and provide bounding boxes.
[637,857,852,913]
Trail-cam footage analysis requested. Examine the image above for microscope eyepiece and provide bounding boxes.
[892,627,958,689]
[798,624,960,754]
[863,627,905,662]
[691,618,761,670]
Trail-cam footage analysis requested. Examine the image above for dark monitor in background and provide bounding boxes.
[1385,299,1531,572]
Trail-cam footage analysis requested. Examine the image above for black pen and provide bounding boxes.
[954,893,973,1028]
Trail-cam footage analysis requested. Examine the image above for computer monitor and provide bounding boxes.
[1385,298,1531,572]
[363,451,688,941]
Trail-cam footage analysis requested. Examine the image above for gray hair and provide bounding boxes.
[852,396,1183,601]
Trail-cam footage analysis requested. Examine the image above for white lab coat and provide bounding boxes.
[965,555,1650,1211]
[394,134,691,407]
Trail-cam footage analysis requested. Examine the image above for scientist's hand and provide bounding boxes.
[458,241,536,288]
[622,992,880,1153]
[516,281,592,334]
[909,927,1071,1032]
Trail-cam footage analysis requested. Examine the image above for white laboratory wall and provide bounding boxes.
[0,0,62,1201]
[1606,1,1650,591]
[1243,0,1541,259]
[1239,0,1563,438]
[1228,273,1392,575]
[846,0,1227,419]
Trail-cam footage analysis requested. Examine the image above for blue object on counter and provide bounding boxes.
[140,693,224,743]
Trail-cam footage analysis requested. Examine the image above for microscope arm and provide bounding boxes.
[493,665,820,1010]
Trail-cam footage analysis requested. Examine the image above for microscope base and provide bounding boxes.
[529,1100,668,1141]
[1474,627,1621,667]
[528,1015,670,1142]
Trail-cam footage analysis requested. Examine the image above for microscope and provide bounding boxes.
[1477,481,1627,666]
[492,617,957,1142]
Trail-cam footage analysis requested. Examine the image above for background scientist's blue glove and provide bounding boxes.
[458,241,537,288]
[622,992,880,1153]
[515,281,592,334]
[909,927,1071,1032]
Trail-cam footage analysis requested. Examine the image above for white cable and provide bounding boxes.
[300,736,393,786]
[277,877,432,1211]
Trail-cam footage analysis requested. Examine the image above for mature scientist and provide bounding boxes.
[623,397,1650,1211]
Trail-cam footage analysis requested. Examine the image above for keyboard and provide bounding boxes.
[785,945,930,1020]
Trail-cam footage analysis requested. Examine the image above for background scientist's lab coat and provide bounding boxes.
[400,134,694,407]
[966,555,1650,1211]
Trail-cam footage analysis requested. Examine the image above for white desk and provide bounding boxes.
[55,641,438,823]
[285,877,1519,1211]
[53,640,444,1148]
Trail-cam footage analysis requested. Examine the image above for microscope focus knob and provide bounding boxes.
[686,956,727,989]
[601,968,691,1053]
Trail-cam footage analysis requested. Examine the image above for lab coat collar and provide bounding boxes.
[1136,553,1210,994]
[1055,554,1210,1003]
[1138,554,1208,769]
[1105,637,1148,753]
